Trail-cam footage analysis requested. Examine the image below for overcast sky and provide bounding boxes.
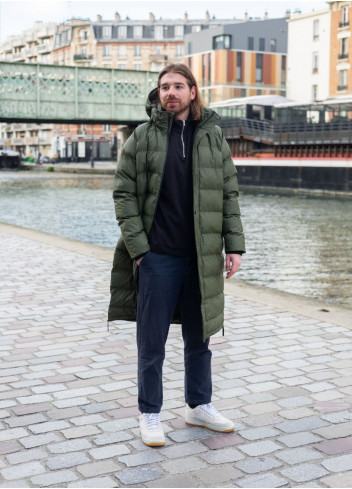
[0,0,329,42]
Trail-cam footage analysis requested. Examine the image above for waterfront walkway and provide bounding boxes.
[1,222,352,488]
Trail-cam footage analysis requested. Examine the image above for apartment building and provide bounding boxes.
[329,1,352,97]
[183,17,288,104]
[0,11,236,160]
[287,8,331,102]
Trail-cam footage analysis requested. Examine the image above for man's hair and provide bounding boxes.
[157,64,204,120]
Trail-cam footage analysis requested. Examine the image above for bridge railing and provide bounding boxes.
[0,62,158,123]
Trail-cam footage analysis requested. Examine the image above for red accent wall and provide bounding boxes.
[263,54,272,84]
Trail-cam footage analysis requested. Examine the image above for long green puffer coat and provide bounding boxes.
[108,90,245,340]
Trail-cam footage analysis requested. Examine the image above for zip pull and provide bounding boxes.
[181,120,186,158]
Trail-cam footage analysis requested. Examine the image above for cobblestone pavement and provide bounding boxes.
[1,229,352,488]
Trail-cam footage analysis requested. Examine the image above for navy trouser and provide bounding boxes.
[136,251,212,413]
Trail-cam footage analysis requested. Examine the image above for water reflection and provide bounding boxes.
[1,172,351,307]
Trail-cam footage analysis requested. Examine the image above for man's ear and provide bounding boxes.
[191,86,196,100]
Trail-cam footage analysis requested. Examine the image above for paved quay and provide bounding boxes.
[1,222,352,488]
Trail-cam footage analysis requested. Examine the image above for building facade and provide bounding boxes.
[287,9,331,102]
[329,1,352,97]
[183,17,288,104]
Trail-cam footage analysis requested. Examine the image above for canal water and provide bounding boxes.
[1,171,351,308]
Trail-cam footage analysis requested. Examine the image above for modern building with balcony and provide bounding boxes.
[183,16,288,105]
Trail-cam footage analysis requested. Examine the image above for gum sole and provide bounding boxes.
[186,421,235,433]
[142,441,165,447]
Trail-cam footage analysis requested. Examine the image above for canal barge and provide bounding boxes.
[0,148,21,170]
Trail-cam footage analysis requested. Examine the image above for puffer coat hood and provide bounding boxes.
[108,89,245,340]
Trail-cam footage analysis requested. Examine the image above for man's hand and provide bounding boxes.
[225,254,242,279]
[136,257,144,266]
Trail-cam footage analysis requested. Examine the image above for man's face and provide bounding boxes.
[158,72,196,120]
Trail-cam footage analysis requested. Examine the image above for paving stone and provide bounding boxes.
[6,413,48,427]
[196,465,242,485]
[280,463,329,483]
[0,427,29,441]
[146,474,197,488]
[235,456,282,474]
[276,396,313,408]
[315,436,352,455]
[107,406,140,419]
[62,425,100,439]
[84,402,117,414]
[200,446,245,464]
[1,461,46,480]
[275,416,328,433]
[90,444,130,459]
[322,454,352,472]
[93,431,134,446]
[68,476,118,488]
[118,451,164,467]
[28,420,70,434]
[77,460,120,478]
[161,455,206,474]
[31,470,79,487]
[239,426,280,440]
[48,438,92,453]
[0,441,21,455]
[314,422,352,439]
[167,427,211,442]
[238,440,282,456]
[320,471,352,488]
[116,467,163,485]
[162,441,207,459]
[237,473,288,488]
[6,448,47,464]
[46,452,90,469]
[0,480,30,488]
[20,432,61,448]
[275,447,322,464]
[201,432,244,450]
[278,432,322,448]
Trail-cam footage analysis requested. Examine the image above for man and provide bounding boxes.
[108,64,245,447]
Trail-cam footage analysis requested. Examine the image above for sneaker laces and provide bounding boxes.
[200,403,220,418]
[144,413,161,430]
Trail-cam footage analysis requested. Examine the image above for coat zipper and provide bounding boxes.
[181,120,186,158]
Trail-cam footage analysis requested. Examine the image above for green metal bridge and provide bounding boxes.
[0,62,158,124]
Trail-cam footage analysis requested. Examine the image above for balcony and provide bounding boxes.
[339,21,349,28]
[338,52,349,60]
[337,84,348,91]
[74,54,93,61]
[149,54,168,62]
[13,52,25,61]
[37,43,52,53]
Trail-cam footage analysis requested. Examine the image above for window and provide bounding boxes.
[188,42,192,55]
[313,20,319,40]
[192,25,201,32]
[118,26,127,38]
[103,45,111,58]
[134,63,142,71]
[339,37,349,59]
[134,25,143,38]
[118,45,126,57]
[202,54,206,83]
[338,69,348,90]
[259,38,265,51]
[256,53,263,82]
[281,56,286,86]
[312,52,319,72]
[155,26,163,40]
[248,37,254,50]
[103,124,111,132]
[81,46,87,57]
[155,45,162,55]
[212,35,231,50]
[175,45,183,57]
[175,25,184,38]
[312,85,318,101]
[118,63,127,69]
[134,45,141,57]
[341,6,349,27]
[270,39,277,52]
[103,26,111,39]
[236,52,242,82]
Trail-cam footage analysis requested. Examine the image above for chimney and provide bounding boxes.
[205,10,210,22]
[286,9,291,19]
[149,12,155,22]
[184,11,188,22]
[97,14,102,22]
[244,11,248,21]
[264,10,268,20]
[115,12,120,22]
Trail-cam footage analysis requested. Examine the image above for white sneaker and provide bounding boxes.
[185,403,235,433]
[139,413,165,447]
